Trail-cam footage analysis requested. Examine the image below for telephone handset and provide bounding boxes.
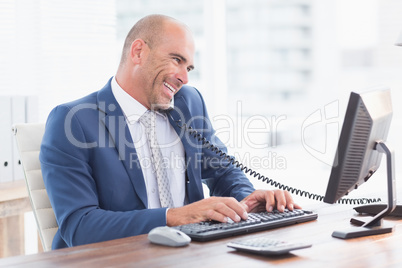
[167,112,381,205]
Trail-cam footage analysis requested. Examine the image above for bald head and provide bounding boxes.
[119,14,190,66]
[115,14,195,109]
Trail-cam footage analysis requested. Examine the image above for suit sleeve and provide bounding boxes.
[40,105,166,248]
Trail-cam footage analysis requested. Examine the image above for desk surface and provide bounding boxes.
[1,202,402,268]
[0,180,28,203]
[0,180,30,218]
[0,180,31,258]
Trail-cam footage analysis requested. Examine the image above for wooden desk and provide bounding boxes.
[1,202,401,267]
[0,180,31,258]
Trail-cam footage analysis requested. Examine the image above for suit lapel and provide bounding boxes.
[168,96,204,202]
[97,81,148,208]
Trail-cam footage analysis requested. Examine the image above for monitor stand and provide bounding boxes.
[332,141,396,239]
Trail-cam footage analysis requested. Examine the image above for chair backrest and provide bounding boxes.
[13,123,58,252]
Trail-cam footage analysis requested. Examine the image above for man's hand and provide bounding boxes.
[166,189,301,227]
[241,189,302,213]
[166,197,248,227]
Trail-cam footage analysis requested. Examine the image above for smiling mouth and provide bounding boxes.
[164,82,177,94]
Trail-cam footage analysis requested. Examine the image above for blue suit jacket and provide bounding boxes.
[40,78,254,249]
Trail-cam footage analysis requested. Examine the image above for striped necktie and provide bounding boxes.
[139,110,174,208]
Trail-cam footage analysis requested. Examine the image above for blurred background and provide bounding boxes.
[1,0,402,255]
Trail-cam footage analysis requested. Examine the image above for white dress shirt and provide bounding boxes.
[111,77,186,208]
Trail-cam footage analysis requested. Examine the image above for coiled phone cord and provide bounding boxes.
[172,118,381,205]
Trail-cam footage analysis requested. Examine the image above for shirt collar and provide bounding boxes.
[111,76,167,124]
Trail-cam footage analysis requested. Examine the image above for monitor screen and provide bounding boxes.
[323,87,393,204]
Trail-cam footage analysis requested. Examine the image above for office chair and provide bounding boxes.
[13,123,58,252]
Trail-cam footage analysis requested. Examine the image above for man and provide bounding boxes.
[40,14,300,249]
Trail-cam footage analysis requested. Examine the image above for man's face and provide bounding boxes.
[140,23,195,110]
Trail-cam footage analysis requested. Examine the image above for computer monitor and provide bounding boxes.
[323,86,396,239]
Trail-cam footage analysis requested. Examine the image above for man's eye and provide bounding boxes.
[174,57,181,63]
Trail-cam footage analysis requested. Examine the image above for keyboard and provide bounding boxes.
[173,209,318,242]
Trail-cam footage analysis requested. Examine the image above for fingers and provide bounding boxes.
[241,189,302,214]
[207,197,248,223]
[270,190,293,212]
[272,189,301,212]
[167,197,248,226]
[264,191,276,212]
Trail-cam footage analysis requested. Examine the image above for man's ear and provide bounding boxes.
[129,39,147,64]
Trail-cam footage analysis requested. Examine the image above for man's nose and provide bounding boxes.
[176,66,189,85]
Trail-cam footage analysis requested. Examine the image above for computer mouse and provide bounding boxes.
[148,226,191,247]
